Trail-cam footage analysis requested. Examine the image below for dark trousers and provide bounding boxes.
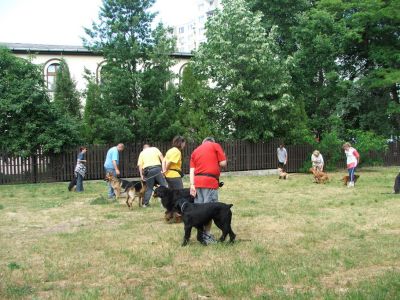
[144,166,167,205]
[166,177,183,190]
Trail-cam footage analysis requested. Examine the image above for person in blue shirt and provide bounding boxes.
[104,143,125,198]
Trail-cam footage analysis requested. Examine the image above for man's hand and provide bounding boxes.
[115,169,120,176]
[190,185,196,197]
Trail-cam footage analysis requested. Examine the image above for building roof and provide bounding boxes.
[1,42,193,58]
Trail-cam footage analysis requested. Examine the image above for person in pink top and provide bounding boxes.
[343,142,360,187]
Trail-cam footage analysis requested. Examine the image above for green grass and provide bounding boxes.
[0,167,399,299]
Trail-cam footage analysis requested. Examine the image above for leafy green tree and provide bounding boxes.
[83,0,179,142]
[249,0,313,55]
[194,0,297,141]
[53,58,81,119]
[0,48,81,156]
[82,70,133,144]
[177,63,222,142]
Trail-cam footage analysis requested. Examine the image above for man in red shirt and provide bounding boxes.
[190,137,227,243]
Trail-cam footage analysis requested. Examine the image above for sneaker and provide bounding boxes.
[142,204,150,208]
[202,233,217,245]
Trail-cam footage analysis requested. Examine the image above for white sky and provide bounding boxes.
[0,0,197,45]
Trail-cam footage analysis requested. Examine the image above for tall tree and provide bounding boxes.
[194,0,301,141]
[53,59,82,119]
[83,0,179,142]
[0,48,81,156]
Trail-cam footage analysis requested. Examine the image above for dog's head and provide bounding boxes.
[153,186,170,199]
[104,172,118,182]
[175,197,189,214]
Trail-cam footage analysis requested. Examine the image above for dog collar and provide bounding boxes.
[181,202,188,213]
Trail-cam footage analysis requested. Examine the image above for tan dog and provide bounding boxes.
[105,172,146,208]
[342,174,360,186]
[309,168,329,184]
[278,168,288,179]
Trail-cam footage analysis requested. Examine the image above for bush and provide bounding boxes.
[314,131,344,170]
[348,130,388,166]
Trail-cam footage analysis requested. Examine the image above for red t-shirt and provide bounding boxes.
[190,142,227,189]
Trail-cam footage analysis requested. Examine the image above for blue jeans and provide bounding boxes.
[348,167,356,182]
[105,168,116,198]
[76,173,84,192]
[143,166,167,205]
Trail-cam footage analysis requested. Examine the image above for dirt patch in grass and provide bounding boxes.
[320,264,400,291]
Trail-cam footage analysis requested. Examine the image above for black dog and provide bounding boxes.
[153,186,194,222]
[176,198,236,246]
[394,173,400,194]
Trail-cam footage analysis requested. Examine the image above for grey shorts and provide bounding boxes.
[195,188,218,204]
[166,177,183,190]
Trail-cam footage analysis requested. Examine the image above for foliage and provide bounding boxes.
[83,0,180,142]
[194,0,296,141]
[348,130,388,166]
[0,48,81,156]
[314,131,344,170]
[177,63,222,142]
[53,58,81,119]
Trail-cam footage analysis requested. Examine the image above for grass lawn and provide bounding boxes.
[0,167,399,299]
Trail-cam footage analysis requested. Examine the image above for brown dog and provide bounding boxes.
[105,172,146,208]
[309,168,329,184]
[342,174,360,186]
[278,168,288,179]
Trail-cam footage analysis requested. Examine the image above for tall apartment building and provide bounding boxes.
[174,0,222,53]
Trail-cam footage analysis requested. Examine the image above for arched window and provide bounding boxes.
[46,62,60,91]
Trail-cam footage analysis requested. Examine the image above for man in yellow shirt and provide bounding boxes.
[137,144,167,207]
[163,136,186,189]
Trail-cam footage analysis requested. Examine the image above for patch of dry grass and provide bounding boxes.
[0,167,399,299]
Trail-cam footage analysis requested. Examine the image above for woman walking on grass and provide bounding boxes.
[75,147,87,192]
[163,136,186,190]
[343,142,360,188]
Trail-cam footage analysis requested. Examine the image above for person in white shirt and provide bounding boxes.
[277,144,288,171]
[311,150,324,172]
[343,142,360,188]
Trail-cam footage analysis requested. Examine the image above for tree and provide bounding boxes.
[83,0,179,142]
[177,63,222,142]
[194,0,298,141]
[0,48,81,156]
[53,59,81,119]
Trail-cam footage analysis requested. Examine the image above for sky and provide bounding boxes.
[0,0,197,45]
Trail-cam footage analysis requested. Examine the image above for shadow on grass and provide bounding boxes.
[90,195,111,205]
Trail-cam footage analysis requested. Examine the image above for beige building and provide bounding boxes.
[2,42,192,101]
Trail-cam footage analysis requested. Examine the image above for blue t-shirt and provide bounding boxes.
[77,152,85,161]
[104,146,119,169]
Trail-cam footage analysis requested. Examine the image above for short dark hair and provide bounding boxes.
[172,136,185,149]
[79,146,87,152]
[202,137,215,143]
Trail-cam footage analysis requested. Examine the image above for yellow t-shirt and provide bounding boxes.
[137,147,162,169]
[165,147,182,178]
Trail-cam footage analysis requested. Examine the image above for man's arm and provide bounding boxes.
[113,160,120,175]
[219,160,227,167]
[138,165,144,181]
[189,167,196,197]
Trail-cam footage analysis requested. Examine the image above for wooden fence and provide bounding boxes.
[1,141,399,185]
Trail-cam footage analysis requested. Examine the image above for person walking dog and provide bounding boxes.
[311,150,324,172]
[163,136,186,190]
[277,143,288,171]
[138,143,168,207]
[104,143,125,199]
[75,147,87,192]
[190,137,227,244]
[343,142,360,188]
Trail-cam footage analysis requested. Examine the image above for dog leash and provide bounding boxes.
[143,171,163,181]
